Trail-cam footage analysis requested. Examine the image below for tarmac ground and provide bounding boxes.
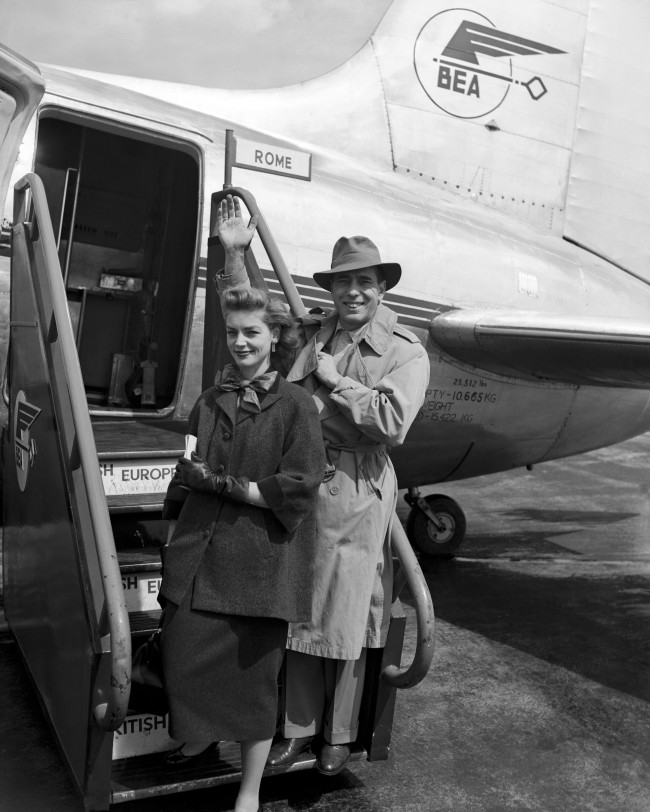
[1,433,649,811]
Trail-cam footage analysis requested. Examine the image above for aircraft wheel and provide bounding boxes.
[407,494,466,558]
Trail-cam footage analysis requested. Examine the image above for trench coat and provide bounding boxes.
[285,303,430,659]
[159,373,325,623]
[216,267,430,660]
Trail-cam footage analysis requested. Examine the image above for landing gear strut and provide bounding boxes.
[405,488,466,558]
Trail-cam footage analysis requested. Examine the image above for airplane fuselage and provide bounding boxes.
[1,64,649,491]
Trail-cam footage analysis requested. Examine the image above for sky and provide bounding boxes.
[0,0,392,88]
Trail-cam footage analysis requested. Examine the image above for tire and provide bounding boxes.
[406,494,466,558]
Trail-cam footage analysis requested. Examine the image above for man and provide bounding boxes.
[216,195,430,775]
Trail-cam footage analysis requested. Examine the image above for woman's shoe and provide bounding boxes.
[164,740,219,767]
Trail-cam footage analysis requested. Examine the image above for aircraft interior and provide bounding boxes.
[33,115,200,412]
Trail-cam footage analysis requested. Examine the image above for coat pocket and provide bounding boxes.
[362,450,389,499]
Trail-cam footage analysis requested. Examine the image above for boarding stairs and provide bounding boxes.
[2,176,434,810]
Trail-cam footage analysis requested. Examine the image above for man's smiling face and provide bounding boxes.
[330,267,386,330]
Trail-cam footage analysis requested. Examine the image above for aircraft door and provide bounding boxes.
[0,46,44,220]
[33,117,200,412]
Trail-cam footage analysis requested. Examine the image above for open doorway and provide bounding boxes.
[34,115,200,412]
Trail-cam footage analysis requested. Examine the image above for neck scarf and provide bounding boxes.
[216,364,278,413]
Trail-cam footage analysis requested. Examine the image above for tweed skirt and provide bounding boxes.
[161,593,287,742]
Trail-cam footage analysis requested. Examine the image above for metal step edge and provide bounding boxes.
[107,494,165,514]
[111,742,366,804]
[119,555,162,573]
[97,450,183,461]
[128,609,162,636]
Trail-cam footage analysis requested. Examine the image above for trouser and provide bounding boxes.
[281,648,367,745]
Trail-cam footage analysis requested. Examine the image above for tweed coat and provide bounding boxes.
[159,373,326,623]
[216,268,430,660]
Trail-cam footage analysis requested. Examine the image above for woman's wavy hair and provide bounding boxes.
[222,286,301,354]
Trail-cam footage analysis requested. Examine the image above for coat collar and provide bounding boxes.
[288,303,398,383]
[355,303,398,354]
[206,374,284,425]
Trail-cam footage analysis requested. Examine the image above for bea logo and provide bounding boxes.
[14,390,41,492]
[414,9,565,119]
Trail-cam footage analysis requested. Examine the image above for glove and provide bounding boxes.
[175,454,249,502]
[220,473,250,503]
[175,454,224,492]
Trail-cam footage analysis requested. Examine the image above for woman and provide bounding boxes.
[159,286,325,812]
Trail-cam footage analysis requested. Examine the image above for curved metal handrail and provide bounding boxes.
[13,173,131,731]
[383,518,435,688]
[210,185,434,690]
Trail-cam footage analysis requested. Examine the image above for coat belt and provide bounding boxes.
[322,441,387,482]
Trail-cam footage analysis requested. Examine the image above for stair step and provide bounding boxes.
[93,419,186,458]
[100,459,177,504]
[93,418,186,505]
[129,610,162,637]
[112,712,174,761]
[107,493,166,514]
[119,550,162,614]
[119,550,162,571]
[111,743,366,804]
[121,572,161,613]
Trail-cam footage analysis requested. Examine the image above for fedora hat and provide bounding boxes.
[313,236,402,291]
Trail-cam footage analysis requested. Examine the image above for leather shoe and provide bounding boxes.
[317,743,351,776]
[164,741,219,767]
[266,736,313,767]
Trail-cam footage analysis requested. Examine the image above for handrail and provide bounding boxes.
[383,519,435,688]
[210,187,308,317]
[209,184,434,690]
[13,173,131,731]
